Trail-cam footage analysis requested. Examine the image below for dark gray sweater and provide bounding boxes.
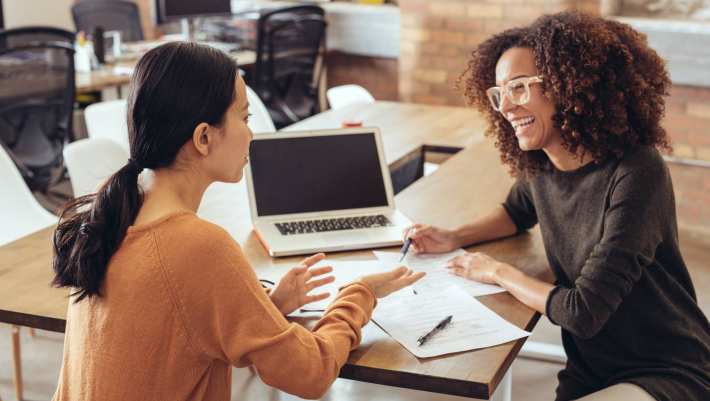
[502,146,710,401]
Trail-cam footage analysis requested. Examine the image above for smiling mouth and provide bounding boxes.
[511,116,535,130]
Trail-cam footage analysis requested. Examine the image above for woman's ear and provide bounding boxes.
[191,122,212,157]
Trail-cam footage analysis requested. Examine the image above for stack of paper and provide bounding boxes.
[373,250,506,297]
[372,285,530,358]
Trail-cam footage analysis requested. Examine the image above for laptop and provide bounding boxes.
[245,127,412,257]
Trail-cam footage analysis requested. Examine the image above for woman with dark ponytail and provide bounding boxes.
[51,42,423,401]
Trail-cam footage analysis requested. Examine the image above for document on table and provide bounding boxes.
[372,285,530,358]
[373,250,506,297]
[291,259,390,316]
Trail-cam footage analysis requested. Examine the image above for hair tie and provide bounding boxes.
[126,158,144,173]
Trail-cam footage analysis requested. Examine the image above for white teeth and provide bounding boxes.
[512,117,535,129]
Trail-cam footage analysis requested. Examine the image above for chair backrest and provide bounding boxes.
[84,99,129,151]
[71,0,144,42]
[63,137,129,198]
[0,144,57,246]
[0,27,76,192]
[246,85,276,133]
[0,26,75,49]
[253,5,326,128]
[326,84,375,110]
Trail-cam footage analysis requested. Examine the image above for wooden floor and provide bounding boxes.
[1,179,708,401]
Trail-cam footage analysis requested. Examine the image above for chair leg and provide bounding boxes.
[11,325,23,401]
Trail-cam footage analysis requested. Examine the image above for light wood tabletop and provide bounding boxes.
[0,102,550,399]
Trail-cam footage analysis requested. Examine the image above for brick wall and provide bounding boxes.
[398,0,599,106]
[326,51,399,101]
[397,0,710,234]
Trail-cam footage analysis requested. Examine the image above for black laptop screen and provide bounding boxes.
[249,132,389,216]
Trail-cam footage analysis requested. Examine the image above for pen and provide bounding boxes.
[417,315,453,346]
[399,237,412,262]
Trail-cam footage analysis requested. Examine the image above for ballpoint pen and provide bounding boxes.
[399,237,412,263]
[417,315,453,346]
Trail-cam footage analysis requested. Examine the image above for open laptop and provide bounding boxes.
[245,127,411,257]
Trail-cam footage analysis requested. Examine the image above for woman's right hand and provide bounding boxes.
[403,224,459,254]
[359,266,425,298]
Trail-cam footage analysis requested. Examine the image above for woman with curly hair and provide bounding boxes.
[405,12,710,401]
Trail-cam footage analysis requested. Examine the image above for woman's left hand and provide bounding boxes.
[270,253,335,315]
[446,252,510,285]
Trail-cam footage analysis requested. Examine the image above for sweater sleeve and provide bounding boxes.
[502,178,538,232]
[155,222,376,399]
[545,161,667,339]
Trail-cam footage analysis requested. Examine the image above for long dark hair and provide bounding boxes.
[53,42,238,302]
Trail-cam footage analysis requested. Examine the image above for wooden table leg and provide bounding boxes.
[11,325,23,401]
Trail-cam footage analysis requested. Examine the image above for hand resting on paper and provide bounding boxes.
[446,251,511,285]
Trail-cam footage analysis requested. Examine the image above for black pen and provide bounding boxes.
[417,315,453,346]
[399,237,412,262]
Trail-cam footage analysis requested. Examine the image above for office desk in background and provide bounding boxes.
[0,102,551,400]
[75,44,256,95]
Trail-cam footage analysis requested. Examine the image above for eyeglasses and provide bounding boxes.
[486,75,544,112]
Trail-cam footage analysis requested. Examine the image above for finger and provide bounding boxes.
[308,265,334,277]
[448,267,464,277]
[446,256,463,268]
[305,292,330,303]
[406,271,426,284]
[306,275,335,291]
[300,253,326,267]
[408,225,430,240]
[386,266,409,279]
[286,265,309,278]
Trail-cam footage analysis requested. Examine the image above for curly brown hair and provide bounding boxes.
[460,12,672,175]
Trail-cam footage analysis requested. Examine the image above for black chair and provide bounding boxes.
[71,0,144,42]
[0,27,76,194]
[252,5,327,128]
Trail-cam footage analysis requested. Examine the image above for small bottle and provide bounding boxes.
[74,31,92,72]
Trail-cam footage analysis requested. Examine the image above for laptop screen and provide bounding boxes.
[249,132,389,216]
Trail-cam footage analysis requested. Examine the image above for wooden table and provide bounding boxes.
[0,102,550,399]
[76,49,256,95]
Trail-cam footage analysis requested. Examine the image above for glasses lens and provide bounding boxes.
[508,81,528,105]
[487,88,502,110]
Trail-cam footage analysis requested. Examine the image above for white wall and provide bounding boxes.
[3,0,74,31]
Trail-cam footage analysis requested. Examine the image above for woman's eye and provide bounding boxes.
[509,82,525,93]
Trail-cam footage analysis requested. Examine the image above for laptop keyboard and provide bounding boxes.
[275,215,393,235]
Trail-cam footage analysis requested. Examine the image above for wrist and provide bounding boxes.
[451,226,467,248]
[492,262,515,284]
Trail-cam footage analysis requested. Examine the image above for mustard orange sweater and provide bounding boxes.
[52,212,376,401]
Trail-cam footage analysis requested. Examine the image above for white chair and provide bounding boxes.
[84,99,130,151]
[0,144,58,401]
[0,145,57,245]
[63,138,130,197]
[246,85,276,133]
[326,84,375,110]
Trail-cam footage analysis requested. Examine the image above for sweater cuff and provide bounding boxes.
[545,285,564,326]
[339,281,378,310]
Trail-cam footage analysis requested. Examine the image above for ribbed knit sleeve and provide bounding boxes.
[502,177,538,233]
[154,219,376,399]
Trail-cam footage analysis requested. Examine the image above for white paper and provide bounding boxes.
[373,250,506,297]
[291,259,390,316]
[372,285,529,358]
